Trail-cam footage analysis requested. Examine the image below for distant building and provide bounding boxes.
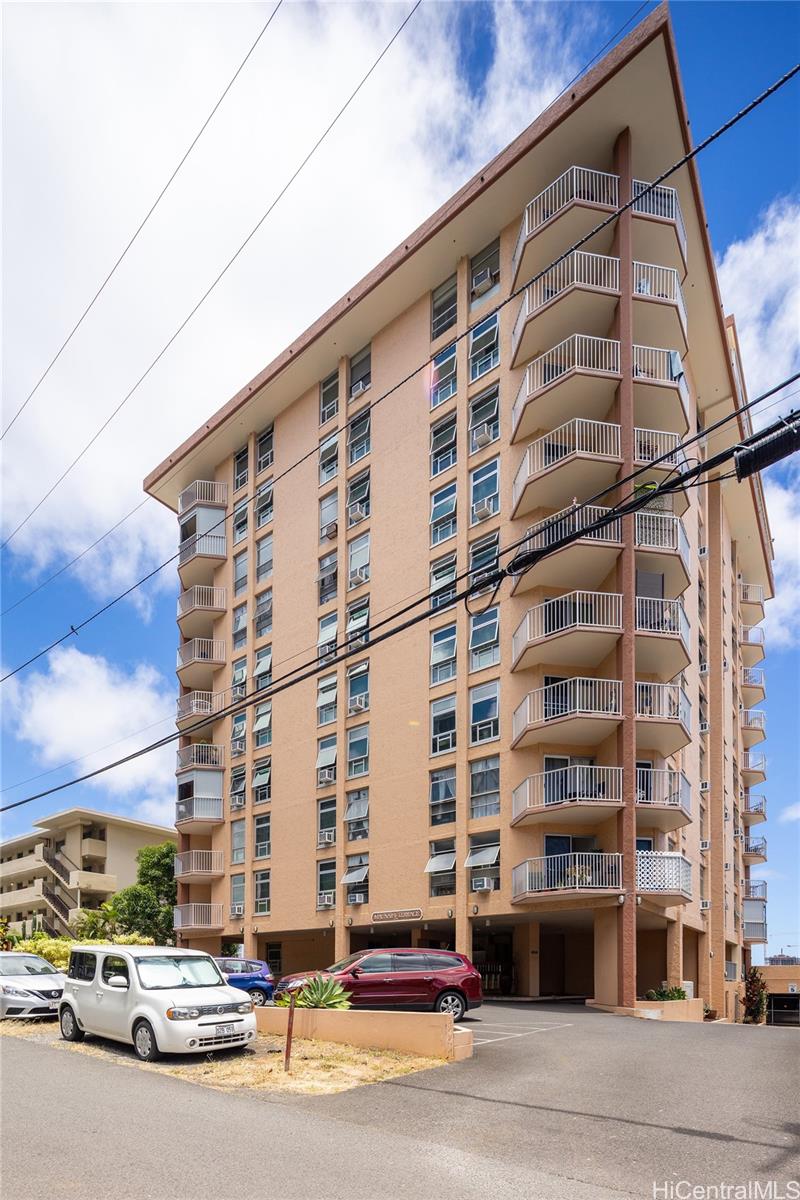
[766,954,800,967]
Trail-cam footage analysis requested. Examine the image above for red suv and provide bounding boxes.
[276,948,482,1020]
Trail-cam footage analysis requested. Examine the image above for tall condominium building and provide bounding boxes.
[145,7,772,1019]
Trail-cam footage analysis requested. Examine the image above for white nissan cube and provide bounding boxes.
[59,945,257,1061]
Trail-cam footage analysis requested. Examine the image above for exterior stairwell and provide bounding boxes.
[41,883,78,934]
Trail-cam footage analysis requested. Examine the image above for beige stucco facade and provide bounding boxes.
[145,7,772,1016]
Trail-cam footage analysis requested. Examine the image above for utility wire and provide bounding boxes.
[0,0,423,550]
[0,2,285,443]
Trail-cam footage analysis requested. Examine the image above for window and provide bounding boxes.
[233,498,248,545]
[344,788,369,841]
[101,955,129,985]
[234,446,249,490]
[254,813,271,858]
[346,596,370,646]
[348,532,370,586]
[431,694,456,754]
[231,819,246,865]
[233,603,247,651]
[317,797,336,845]
[254,590,273,639]
[265,943,282,975]
[317,674,337,725]
[342,853,369,903]
[347,470,370,525]
[470,458,499,522]
[431,413,457,476]
[320,371,339,424]
[319,433,338,484]
[255,480,273,528]
[348,410,370,464]
[425,837,456,896]
[469,313,499,380]
[470,532,499,591]
[68,952,97,982]
[230,766,246,808]
[430,482,457,545]
[431,343,457,408]
[430,623,457,684]
[252,758,271,803]
[231,874,245,911]
[430,552,457,611]
[470,239,499,302]
[347,724,369,777]
[233,550,248,596]
[231,658,247,698]
[465,831,500,890]
[347,661,369,712]
[257,426,274,473]
[253,701,272,748]
[470,681,499,744]
[318,551,338,605]
[469,384,499,451]
[430,766,456,825]
[317,735,337,786]
[231,711,246,754]
[256,534,273,582]
[318,859,336,904]
[431,275,457,341]
[320,492,338,538]
[254,869,270,914]
[254,645,272,690]
[470,606,499,670]
[349,345,371,398]
[318,611,338,656]
[470,755,500,818]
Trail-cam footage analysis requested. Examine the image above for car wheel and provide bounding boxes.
[248,989,266,1006]
[435,991,466,1021]
[59,1006,85,1042]
[132,1019,161,1062]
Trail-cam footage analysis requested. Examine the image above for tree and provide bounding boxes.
[742,965,768,1023]
[113,884,165,942]
[74,841,177,944]
[136,842,177,908]
[74,900,119,940]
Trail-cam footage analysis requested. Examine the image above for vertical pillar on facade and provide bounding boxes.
[666,914,684,988]
[614,128,638,1009]
[697,928,711,1006]
[594,906,620,1005]
[514,920,540,997]
[707,481,727,1012]
[334,915,349,960]
[243,928,259,958]
[455,908,473,959]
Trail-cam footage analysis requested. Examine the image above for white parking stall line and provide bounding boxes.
[467,1022,573,1046]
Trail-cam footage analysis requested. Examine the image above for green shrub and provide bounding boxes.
[645,985,687,1002]
[275,974,352,1010]
[13,934,155,971]
[742,966,767,1023]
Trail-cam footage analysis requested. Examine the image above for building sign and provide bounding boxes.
[371,909,423,924]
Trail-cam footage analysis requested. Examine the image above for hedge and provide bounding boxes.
[12,934,155,971]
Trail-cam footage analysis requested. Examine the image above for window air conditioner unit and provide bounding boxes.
[349,567,369,587]
[230,796,246,810]
[724,807,730,820]
[230,904,244,917]
[231,738,246,756]
[318,767,336,785]
[348,892,367,905]
[317,830,336,846]
[348,502,367,524]
[231,684,247,701]
[699,663,709,676]
[472,877,494,892]
[471,267,496,296]
[317,892,335,908]
[319,641,337,662]
[324,522,338,540]
[724,862,732,872]
[472,500,494,522]
[350,379,368,398]
[473,423,493,448]
[699,546,708,559]
[700,840,711,852]
[348,632,368,649]
[700,899,712,911]
[700,721,710,735]
[349,695,369,714]
[700,780,710,793]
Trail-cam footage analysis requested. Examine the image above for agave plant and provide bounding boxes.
[276,973,352,1009]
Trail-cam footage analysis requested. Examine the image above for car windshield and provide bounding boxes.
[133,955,224,990]
[0,955,57,977]
[324,952,367,973]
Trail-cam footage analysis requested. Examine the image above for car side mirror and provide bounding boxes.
[108,975,128,989]
[350,966,361,978]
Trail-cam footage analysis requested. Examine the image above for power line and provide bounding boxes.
[0,2,285,444]
[0,1,423,551]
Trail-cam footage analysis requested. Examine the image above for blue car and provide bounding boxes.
[215,957,274,1006]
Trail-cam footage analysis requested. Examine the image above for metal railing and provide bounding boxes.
[176,691,227,722]
[513,334,620,425]
[173,903,224,929]
[632,180,687,262]
[636,850,692,897]
[513,251,620,348]
[741,667,765,690]
[512,851,622,898]
[632,343,690,418]
[742,794,766,819]
[513,591,622,660]
[743,837,767,858]
[742,879,767,900]
[633,426,681,466]
[513,419,621,508]
[739,581,764,606]
[743,922,768,942]
[175,797,224,824]
[513,677,622,740]
[176,638,225,669]
[635,511,690,572]
[177,585,226,617]
[512,766,623,818]
[635,596,690,646]
[632,261,688,333]
[176,743,224,770]
[741,710,766,734]
[635,767,690,812]
[521,504,622,561]
[513,166,619,276]
[178,532,227,564]
[742,752,766,775]
[724,961,737,982]
[174,851,224,877]
[635,682,691,729]
[741,625,766,647]
[178,480,228,514]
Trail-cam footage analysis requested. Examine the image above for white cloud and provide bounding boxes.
[762,474,800,647]
[1,2,598,604]
[778,803,800,825]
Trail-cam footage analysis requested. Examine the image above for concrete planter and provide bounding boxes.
[255,1005,473,1061]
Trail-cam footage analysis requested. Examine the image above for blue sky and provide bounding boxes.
[2,1,798,960]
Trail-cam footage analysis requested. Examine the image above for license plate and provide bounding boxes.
[215,1023,234,1037]
[49,1001,59,1010]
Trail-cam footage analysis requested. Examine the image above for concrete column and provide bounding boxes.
[514,920,540,997]
[410,926,423,947]
[707,481,727,1012]
[243,928,259,958]
[455,909,473,958]
[697,927,711,1007]
[334,917,350,960]
[594,906,620,1005]
[666,914,684,988]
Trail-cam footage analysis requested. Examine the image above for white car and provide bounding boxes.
[59,944,257,1061]
[0,952,66,1018]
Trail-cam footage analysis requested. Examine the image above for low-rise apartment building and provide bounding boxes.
[144,6,772,1019]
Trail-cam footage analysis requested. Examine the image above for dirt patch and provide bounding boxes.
[0,1018,441,1094]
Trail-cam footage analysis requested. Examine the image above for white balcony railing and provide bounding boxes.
[635,596,690,646]
[178,480,228,514]
[633,261,688,333]
[513,419,620,508]
[513,335,620,424]
[741,667,765,690]
[513,591,622,661]
[174,850,224,878]
[724,960,738,982]
[742,752,766,775]
[744,838,767,858]
[513,166,620,275]
[636,682,691,729]
[633,426,681,467]
[176,743,224,771]
[635,767,690,813]
[741,625,766,647]
[522,503,622,560]
[632,343,690,420]
[741,710,766,734]
[178,532,227,565]
[743,922,768,942]
[512,766,623,818]
[512,851,622,898]
[636,850,692,897]
[176,690,227,722]
[175,797,224,824]
[635,511,690,572]
[177,585,226,617]
[742,880,767,900]
[742,794,766,819]
[739,582,764,606]
[513,250,620,345]
[513,677,622,740]
[176,638,225,670]
[173,903,224,929]
[632,180,687,262]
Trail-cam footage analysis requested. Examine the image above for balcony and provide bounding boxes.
[512,419,621,517]
[636,850,692,905]
[0,847,45,883]
[633,427,688,515]
[511,766,623,827]
[176,743,225,772]
[175,796,224,833]
[512,166,620,286]
[631,180,687,274]
[512,851,622,903]
[724,960,738,982]
[635,767,691,832]
[740,625,766,666]
[742,879,767,900]
[173,903,225,932]
[740,667,766,705]
[80,837,107,860]
[0,880,45,911]
[741,752,766,786]
[178,531,227,588]
[177,585,226,638]
[511,591,622,670]
[633,345,689,433]
[174,851,225,884]
[635,596,690,678]
[511,251,620,366]
[743,837,767,865]
[743,920,768,945]
[176,638,225,689]
[512,678,622,748]
[632,262,688,352]
[511,335,620,442]
[635,682,691,755]
[634,511,691,596]
[70,870,117,894]
[178,480,228,516]
[739,581,765,623]
[740,709,766,748]
[741,794,766,826]
[176,690,228,729]
[511,504,622,594]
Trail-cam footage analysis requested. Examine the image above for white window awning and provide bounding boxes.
[464,844,500,868]
[344,795,369,821]
[341,864,369,885]
[252,762,271,788]
[318,618,338,645]
[316,679,338,707]
[254,648,273,676]
[252,706,272,732]
[231,665,247,685]
[424,852,456,874]
[316,743,337,769]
